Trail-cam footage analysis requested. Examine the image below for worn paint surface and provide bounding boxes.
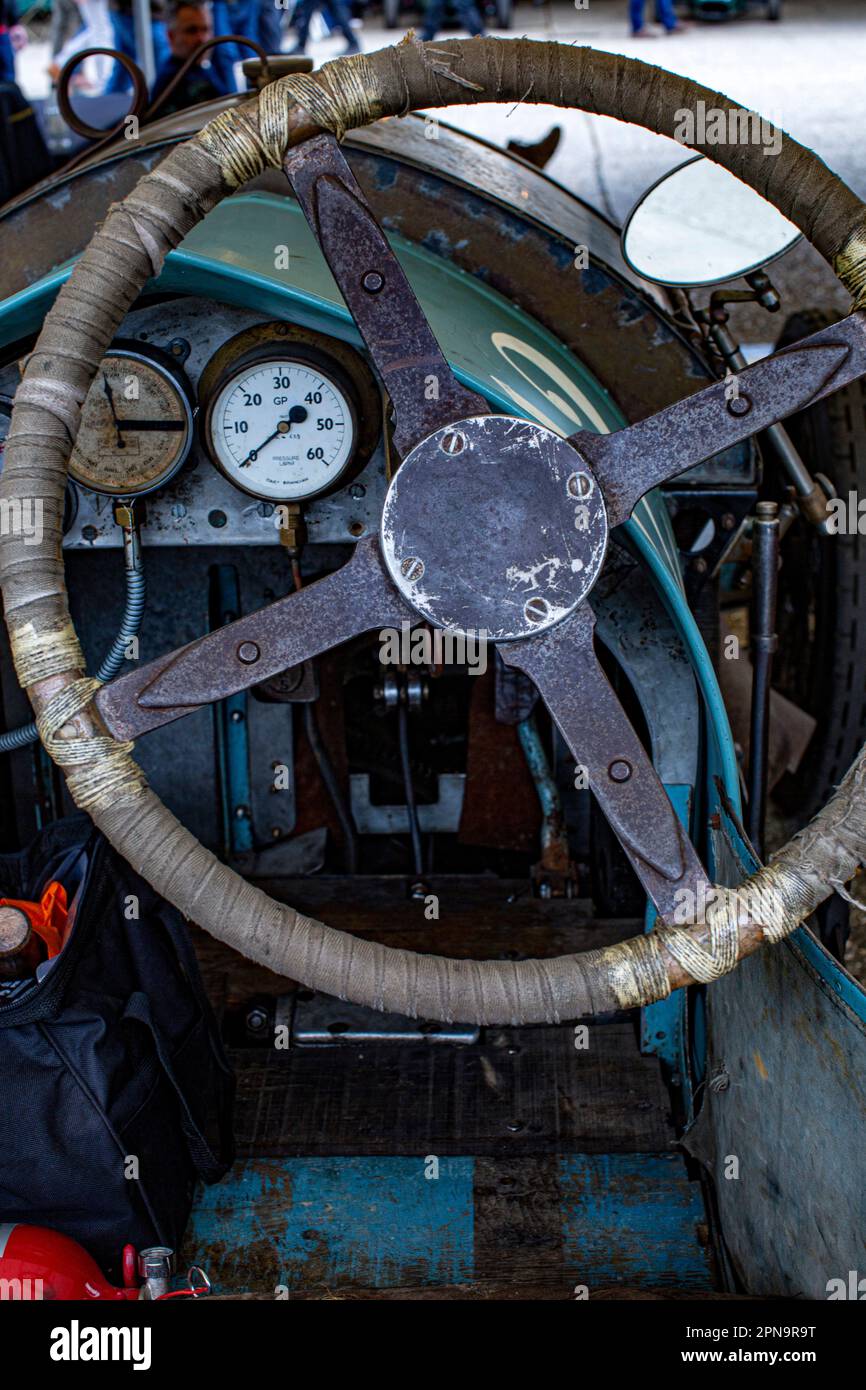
[186,1157,474,1294]
[559,1154,713,1291]
[684,814,866,1297]
[186,1152,712,1294]
[642,786,694,1103]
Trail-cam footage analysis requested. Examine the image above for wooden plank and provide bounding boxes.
[229,1020,674,1157]
[184,1153,714,1297]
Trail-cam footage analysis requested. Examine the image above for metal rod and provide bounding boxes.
[709,321,832,533]
[132,0,156,89]
[303,701,358,876]
[747,500,780,856]
[397,701,424,880]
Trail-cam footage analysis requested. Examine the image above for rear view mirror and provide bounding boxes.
[621,155,800,288]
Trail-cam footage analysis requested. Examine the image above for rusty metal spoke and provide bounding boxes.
[283,133,488,455]
[500,605,712,923]
[571,311,866,526]
[96,537,412,739]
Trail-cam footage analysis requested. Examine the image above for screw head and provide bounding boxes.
[608,759,632,783]
[362,270,384,294]
[524,596,550,625]
[440,431,465,455]
[400,556,425,582]
[567,471,592,499]
[237,640,261,665]
[727,394,752,417]
[349,483,366,500]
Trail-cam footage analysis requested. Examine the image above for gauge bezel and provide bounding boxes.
[199,323,381,504]
[68,339,196,499]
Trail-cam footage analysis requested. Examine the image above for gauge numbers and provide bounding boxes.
[209,359,356,501]
[69,348,193,497]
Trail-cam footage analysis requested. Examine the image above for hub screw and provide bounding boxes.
[567,471,592,499]
[440,431,465,455]
[362,270,384,294]
[524,596,550,625]
[237,641,261,665]
[608,759,632,783]
[401,556,425,582]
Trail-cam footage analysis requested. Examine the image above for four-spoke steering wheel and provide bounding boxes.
[2,39,866,1023]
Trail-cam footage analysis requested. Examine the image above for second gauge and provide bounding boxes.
[206,356,358,502]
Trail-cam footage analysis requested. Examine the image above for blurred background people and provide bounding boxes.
[49,0,113,84]
[105,0,170,93]
[421,0,484,42]
[213,0,285,68]
[150,0,236,113]
[49,0,83,67]
[288,0,359,55]
[629,0,686,35]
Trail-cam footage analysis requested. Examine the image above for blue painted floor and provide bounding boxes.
[185,1152,714,1296]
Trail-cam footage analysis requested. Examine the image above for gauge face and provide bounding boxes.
[69,348,193,497]
[208,358,357,501]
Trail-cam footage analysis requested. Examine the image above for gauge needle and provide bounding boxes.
[101,374,125,450]
[238,416,294,468]
[114,420,185,431]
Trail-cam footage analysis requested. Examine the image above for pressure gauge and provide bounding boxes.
[205,356,359,502]
[69,342,194,498]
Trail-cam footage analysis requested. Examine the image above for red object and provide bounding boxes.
[0,881,69,959]
[0,1224,140,1301]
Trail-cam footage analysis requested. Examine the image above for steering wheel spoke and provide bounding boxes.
[95,536,412,739]
[573,310,866,526]
[283,132,489,455]
[500,604,712,923]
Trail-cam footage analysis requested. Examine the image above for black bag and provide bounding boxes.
[0,815,234,1282]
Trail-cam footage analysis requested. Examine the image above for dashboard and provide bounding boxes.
[0,297,390,550]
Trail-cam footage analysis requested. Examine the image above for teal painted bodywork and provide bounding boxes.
[0,192,739,807]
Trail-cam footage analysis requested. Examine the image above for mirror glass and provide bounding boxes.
[622,156,800,288]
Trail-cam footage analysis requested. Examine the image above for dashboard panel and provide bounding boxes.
[0,298,390,550]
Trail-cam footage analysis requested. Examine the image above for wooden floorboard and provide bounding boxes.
[229,1019,674,1156]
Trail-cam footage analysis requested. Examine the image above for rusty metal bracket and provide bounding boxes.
[571,313,866,527]
[283,133,488,456]
[95,536,412,739]
[501,605,712,922]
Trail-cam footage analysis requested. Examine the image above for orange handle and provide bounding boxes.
[0,881,68,958]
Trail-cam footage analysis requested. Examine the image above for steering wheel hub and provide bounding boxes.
[380,415,608,641]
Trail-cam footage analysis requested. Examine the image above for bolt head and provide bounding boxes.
[524,596,550,624]
[237,641,261,665]
[362,270,384,293]
[608,759,632,783]
[727,394,752,417]
[567,471,592,499]
[400,556,425,582]
[440,431,465,455]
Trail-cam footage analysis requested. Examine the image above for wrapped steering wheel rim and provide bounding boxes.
[2,38,866,1024]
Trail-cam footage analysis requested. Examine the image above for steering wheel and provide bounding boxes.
[2,38,866,1024]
